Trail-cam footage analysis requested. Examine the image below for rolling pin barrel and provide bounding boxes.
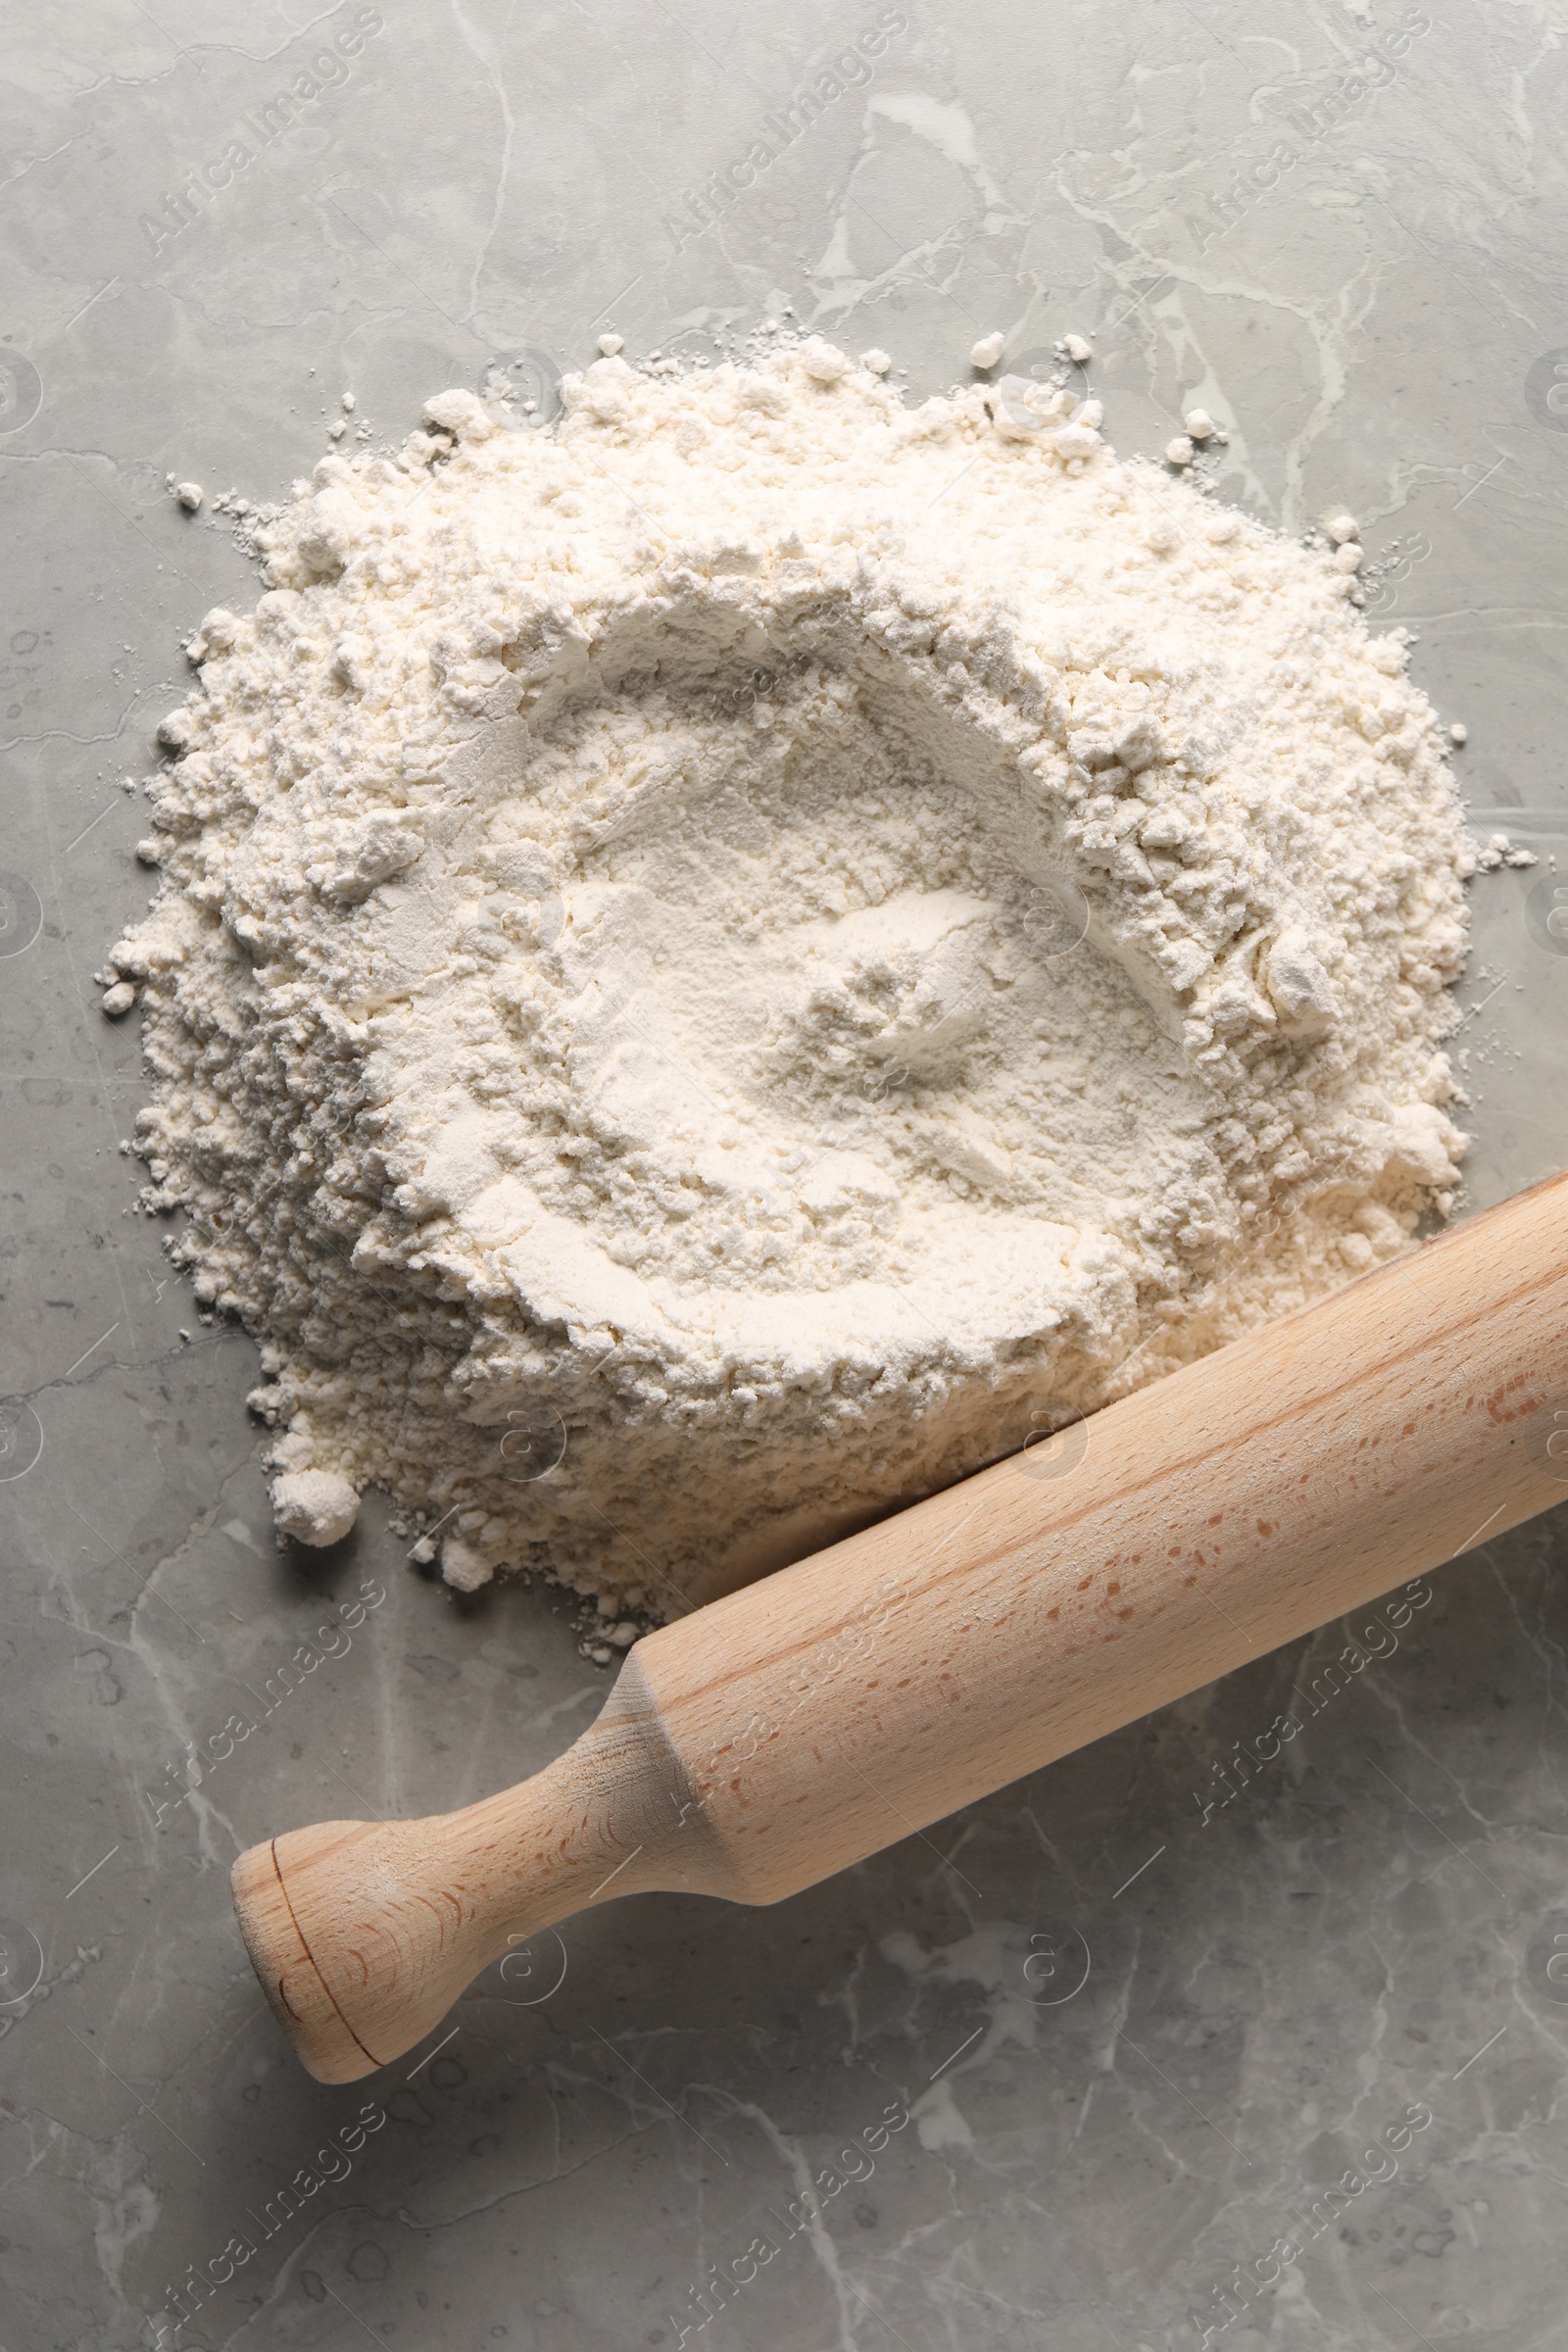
[235,1170,1568,2080]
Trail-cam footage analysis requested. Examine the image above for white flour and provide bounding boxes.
[112,342,1474,1615]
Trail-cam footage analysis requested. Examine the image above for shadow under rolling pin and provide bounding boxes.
[233,1168,1568,2081]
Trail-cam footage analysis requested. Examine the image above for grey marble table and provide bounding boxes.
[4,3,1568,2347]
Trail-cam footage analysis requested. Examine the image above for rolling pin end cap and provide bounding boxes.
[232,1837,382,2084]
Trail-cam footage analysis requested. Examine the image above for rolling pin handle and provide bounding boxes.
[232,1661,727,2081]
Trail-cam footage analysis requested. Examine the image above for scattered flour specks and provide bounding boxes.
[111,344,1475,1614]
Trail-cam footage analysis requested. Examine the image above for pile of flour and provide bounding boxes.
[111,338,1474,1614]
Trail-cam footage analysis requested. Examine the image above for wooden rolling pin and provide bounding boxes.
[234,1168,1568,2081]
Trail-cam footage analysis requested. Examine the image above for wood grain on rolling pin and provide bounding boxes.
[234,1168,1568,2079]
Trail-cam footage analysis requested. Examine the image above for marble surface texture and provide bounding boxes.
[3,1,1568,2347]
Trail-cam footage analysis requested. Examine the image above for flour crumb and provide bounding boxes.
[598,333,624,357]
[173,481,204,513]
[442,1537,494,1592]
[270,1468,360,1547]
[799,336,852,383]
[1061,333,1093,363]
[970,332,1005,369]
[1327,513,1359,544]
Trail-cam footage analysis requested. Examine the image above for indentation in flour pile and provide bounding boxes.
[111,347,1474,1613]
